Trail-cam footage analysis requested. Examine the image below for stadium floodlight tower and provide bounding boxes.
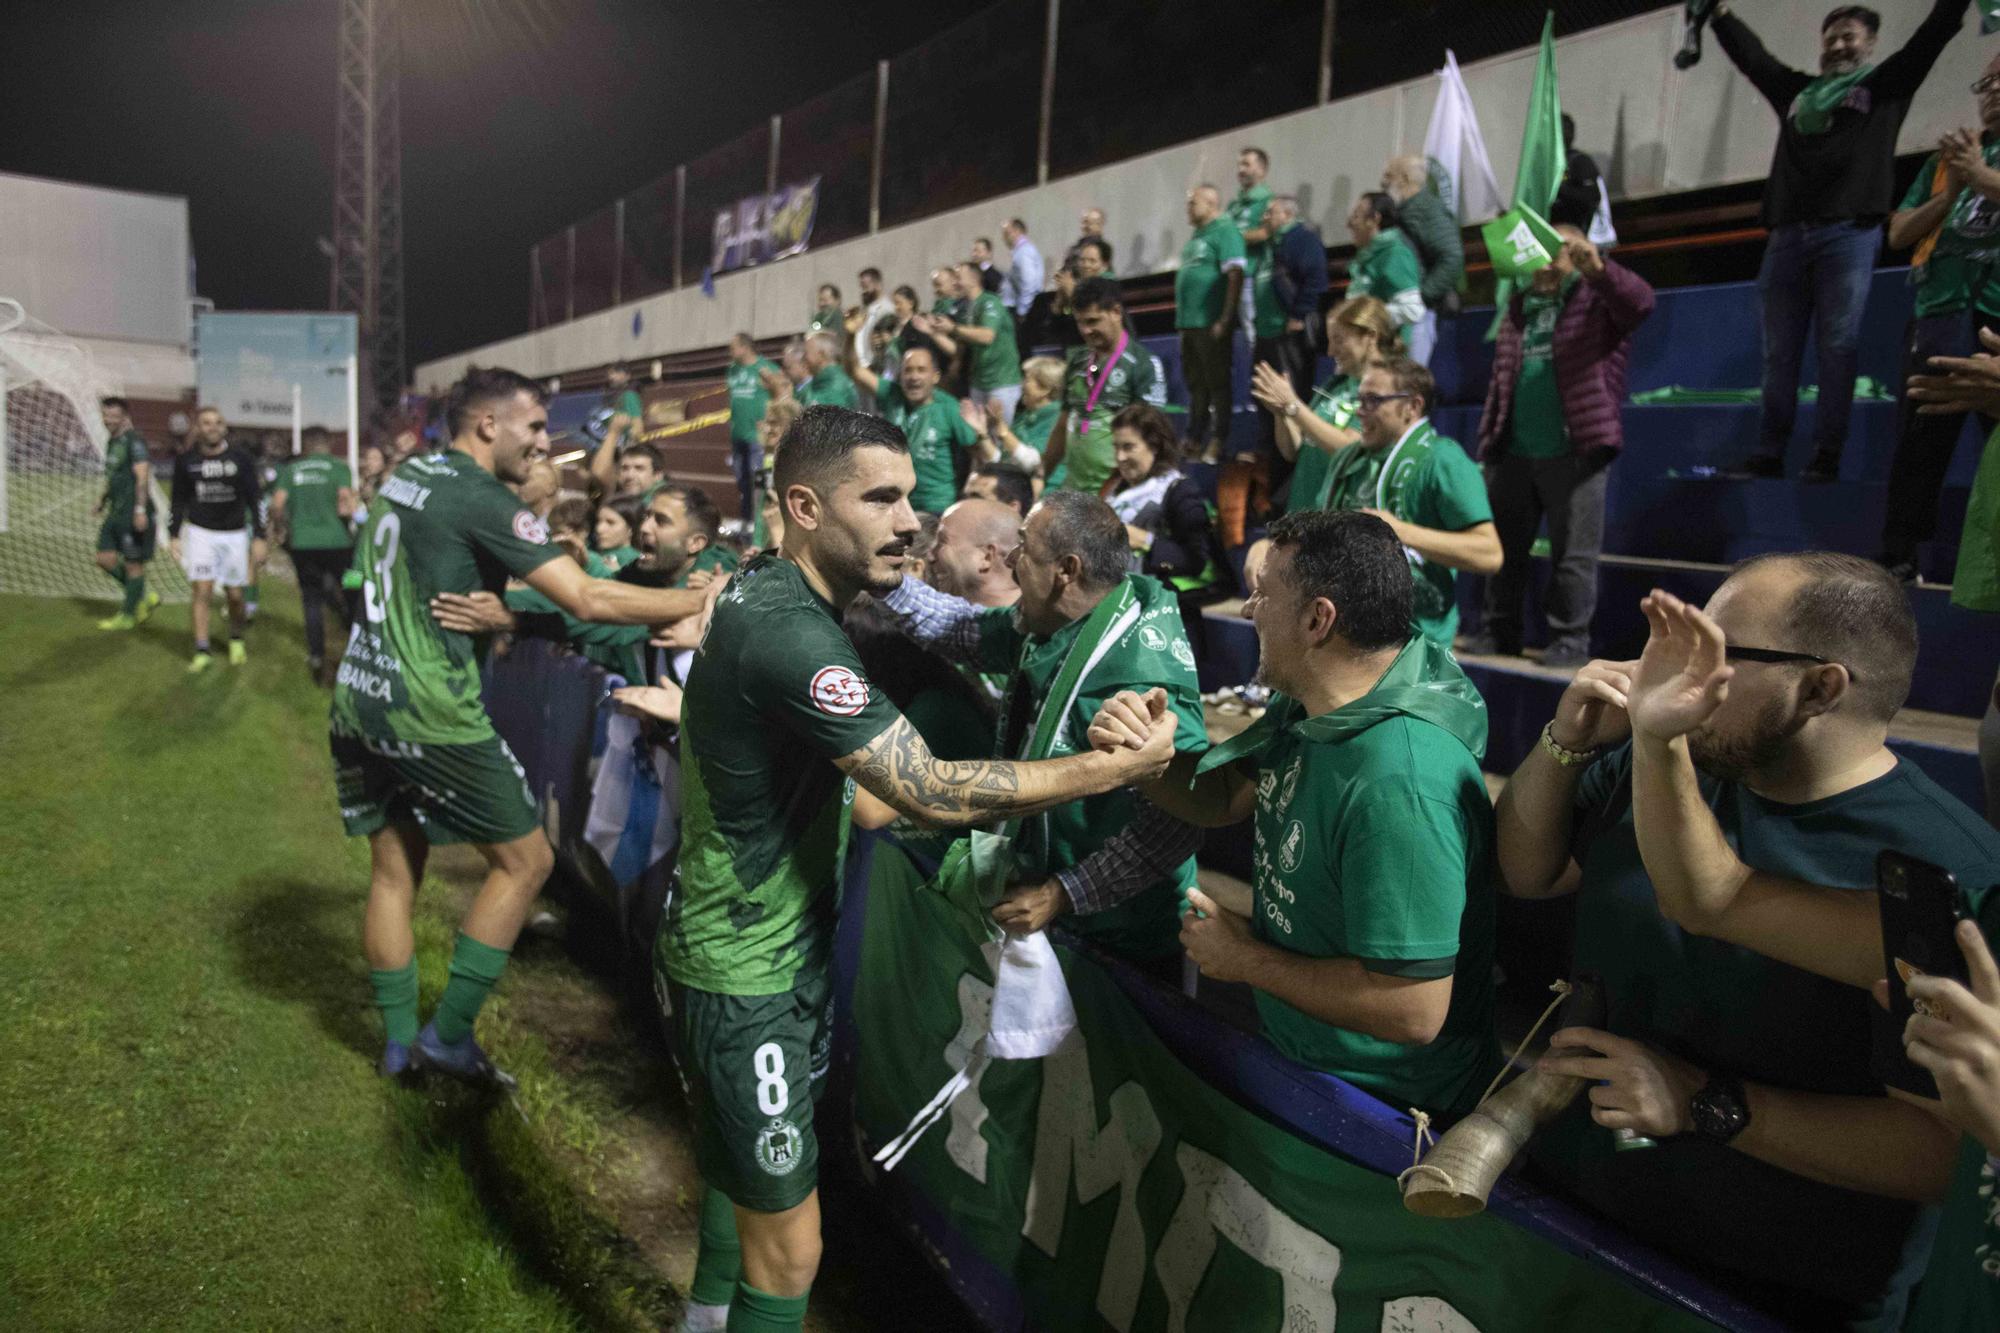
[333,0,405,416]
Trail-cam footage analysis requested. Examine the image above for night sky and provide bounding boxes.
[2,0,957,370]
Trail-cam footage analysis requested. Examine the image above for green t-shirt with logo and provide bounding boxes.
[807,303,842,336]
[1206,634,1496,1115]
[726,356,779,443]
[797,364,858,410]
[1507,280,1573,459]
[1535,746,2000,1323]
[277,455,355,550]
[102,429,151,515]
[879,383,980,515]
[599,543,641,573]
[1320,421,1492,646]
[965,291,1022,391]
[1902,146,2000,318]
[969,575,1208,962]
[659,554,902,995]
[1175,217,1247,329]
[1057,341,1167,493]
[332,450,564,744]
[1286,375,1360,515]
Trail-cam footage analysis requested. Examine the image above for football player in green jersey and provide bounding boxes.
[661,405,1176,1333]
[92,396,161,630]
[331,366,713,1086]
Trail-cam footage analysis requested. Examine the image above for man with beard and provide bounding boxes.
[662,406,1176,1333]
[169,405,267,672]
[336,367,712,1088]
[925,498,1021,611]
[1494,551,1966,1328]
[1090,507,1497,1113]
[873,488,1208,970]
[1712,1,1970,481]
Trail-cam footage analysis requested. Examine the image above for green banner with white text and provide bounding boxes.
[848,839,1728,1333]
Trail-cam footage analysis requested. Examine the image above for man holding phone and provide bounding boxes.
[1612,581,2000,1333]
[1495,550,1988,1328]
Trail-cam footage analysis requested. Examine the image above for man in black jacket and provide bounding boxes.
[1252,197,1330,507]
[1382,155,1467,366]
[1713,1,1969,481]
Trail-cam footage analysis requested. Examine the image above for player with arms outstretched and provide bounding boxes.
[659,405,1176,1333]
[333,366,714,1084]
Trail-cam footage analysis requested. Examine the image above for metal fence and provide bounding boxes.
[527,0,1665,330]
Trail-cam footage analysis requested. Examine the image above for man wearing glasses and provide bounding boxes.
[1314,355,1499,648]
[1494,551,1965,1328]
[1878,51,2000,583]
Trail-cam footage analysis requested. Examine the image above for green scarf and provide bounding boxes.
[1789,64,1874,135]
[1196,633,1488,775]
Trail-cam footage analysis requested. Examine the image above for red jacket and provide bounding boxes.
[1476,259,1654,462]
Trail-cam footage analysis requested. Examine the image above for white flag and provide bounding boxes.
[1421,51,1506,225]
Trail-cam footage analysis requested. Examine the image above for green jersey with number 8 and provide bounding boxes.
[331,450,563,745]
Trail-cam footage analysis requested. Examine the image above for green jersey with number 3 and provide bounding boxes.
[331,450,563,745]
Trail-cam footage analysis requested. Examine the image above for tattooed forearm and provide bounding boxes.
[844,717,1102,828]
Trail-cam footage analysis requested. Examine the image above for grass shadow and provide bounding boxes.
[227,876,376,1057]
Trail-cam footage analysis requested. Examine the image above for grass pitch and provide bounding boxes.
[0,589,597,1331]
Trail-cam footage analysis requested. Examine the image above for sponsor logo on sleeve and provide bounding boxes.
[513,510,549,544]
[809,665,870,717]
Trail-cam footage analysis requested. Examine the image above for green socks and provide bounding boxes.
[690,1187,742,1306]
[120,574,146,615]
[727,1281,808,1333]
[430,934,511,1044]
[369,960,420,1045]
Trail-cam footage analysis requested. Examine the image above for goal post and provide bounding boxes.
[0,298,188,602]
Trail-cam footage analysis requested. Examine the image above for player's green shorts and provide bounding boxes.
[661,967,831,1213]
[329,720,539,846]
[96,514,156,563]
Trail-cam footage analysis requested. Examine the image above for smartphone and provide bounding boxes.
[1872,850,1971,1100]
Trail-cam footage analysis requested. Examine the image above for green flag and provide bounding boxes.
[1488,12,1564,338]
[1480,203,1564,279]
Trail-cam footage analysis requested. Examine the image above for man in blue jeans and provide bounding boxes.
[1713,0,1969,481]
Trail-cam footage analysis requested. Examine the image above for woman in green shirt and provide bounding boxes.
[983,356,1063,477]
[1244,296,1403,589]
[592,493,646,572]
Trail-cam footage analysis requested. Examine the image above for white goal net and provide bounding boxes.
[0,298,189,603]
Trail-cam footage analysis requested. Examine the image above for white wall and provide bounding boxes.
[0,171,193,351]
[417,2,1993,387]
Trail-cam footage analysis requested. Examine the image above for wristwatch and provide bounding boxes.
[1689,1074,1751,1144]
[1283,401,1300,419]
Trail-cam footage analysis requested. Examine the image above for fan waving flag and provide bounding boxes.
[1422,51,1506,224]
[1488,12,1566,338]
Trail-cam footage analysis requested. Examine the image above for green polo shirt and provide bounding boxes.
[1229,180,1275,272]
[1175,217,1247,329]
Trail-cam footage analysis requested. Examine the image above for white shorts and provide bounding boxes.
[182,523,251,587]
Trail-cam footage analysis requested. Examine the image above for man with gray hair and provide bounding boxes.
[795,331,858,409]
[1381,154,1466,366]
[876,488,1210,970]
